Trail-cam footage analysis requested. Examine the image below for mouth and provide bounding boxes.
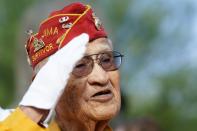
[90,89,113,102]
[92,90,111,97]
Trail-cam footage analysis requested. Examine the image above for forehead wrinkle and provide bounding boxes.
[85,38,113,56]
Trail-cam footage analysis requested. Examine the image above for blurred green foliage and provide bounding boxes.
[0,0,36,107]
[0,0,197,131]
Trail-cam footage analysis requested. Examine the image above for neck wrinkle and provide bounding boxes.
[55,116,109,131]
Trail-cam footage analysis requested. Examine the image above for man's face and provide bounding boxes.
[56,38,121,121]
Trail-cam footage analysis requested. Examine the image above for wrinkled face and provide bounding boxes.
[56,38,121,122]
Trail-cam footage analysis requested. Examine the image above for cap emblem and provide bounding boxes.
[92,13,102,30]
[62,22,73,29]
[33,38,45,52]
[59,16,69,23]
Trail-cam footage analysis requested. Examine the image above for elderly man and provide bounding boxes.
[0,2,123,131]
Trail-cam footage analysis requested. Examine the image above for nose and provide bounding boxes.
[87,63,109,86]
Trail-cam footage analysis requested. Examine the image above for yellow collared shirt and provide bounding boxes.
[0,108,112,131]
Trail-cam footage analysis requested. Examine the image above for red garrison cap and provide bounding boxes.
[25,2,107,69]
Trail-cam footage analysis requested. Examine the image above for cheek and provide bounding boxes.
[65,85,80,111]
[109,71,121,104]
[109,71,120,92]
[61,78,88,113]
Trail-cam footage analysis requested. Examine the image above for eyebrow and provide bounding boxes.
[84,49,112,56]
[84,50,113,57]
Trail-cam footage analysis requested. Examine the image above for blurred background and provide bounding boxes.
[0,0,197,130]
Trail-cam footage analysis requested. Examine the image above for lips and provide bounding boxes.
[90,89,113,102]
[92,90,111,97]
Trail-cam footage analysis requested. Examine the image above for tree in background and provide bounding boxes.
[0,0,36,107]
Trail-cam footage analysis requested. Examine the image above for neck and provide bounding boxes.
[55,116,109,131]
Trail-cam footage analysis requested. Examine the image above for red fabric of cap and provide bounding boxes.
[25,2,107,69]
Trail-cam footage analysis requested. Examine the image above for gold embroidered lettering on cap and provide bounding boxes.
[92,13,102,30]
[33,38,45,52]
[31,44,54,62]
[43,27,59,37]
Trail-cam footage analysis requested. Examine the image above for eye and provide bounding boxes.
[73,57,92,71]
[72,57,93,77]
[99,53,114,70]
[100,53,113,63]
[75,63,86,69]
[101,57,111,63]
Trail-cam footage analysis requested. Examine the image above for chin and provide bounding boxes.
[86,101,121,121]
[100,106,120,120]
